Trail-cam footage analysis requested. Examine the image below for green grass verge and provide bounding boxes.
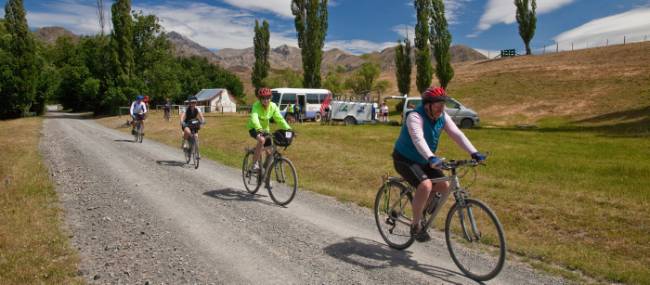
[0,117,82,284]
[99,112,650,284]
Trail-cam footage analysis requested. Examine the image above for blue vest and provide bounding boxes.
[394,105,446,164]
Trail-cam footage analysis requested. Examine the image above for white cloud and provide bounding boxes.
[392,25,415,42]
[444,0,472,24]
[26,0,110,35]
[137,2,297,49]
[325,39,395,55]
[553,7,650,50]
[221,0,292,18]
[474,0,575,35]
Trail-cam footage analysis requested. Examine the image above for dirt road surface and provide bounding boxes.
[40,115,566,284]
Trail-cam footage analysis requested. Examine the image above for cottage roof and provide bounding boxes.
[195,89,226,101]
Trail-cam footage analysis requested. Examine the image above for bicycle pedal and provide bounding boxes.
[385,217,395,226]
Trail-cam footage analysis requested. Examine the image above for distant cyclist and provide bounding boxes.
[392,86,486,242]
[248,87,292,169]
[180,96,205,149]
[130,95,148,135]
[163,98,172,121]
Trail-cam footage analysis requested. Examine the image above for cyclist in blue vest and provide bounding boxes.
[393,86,486,242]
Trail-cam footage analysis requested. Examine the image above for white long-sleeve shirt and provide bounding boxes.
[406,111,477,160]
[130,101,147,117]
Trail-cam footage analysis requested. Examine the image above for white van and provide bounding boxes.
[271,88,333,121]
[388,96,480,128]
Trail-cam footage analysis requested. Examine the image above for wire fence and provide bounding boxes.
[484,34,650,59]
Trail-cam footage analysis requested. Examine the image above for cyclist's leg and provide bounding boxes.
[182,127,192,141]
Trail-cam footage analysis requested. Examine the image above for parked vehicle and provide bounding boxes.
[389,96,480,128]
[328,101,378,125]
[271,88,333,122]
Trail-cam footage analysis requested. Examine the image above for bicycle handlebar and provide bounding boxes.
[439,159,484,170]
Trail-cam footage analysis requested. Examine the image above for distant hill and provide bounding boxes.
[166,31,221,64]
[33,26,78,45]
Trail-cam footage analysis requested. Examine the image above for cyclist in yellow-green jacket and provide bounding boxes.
[247,88,292,169]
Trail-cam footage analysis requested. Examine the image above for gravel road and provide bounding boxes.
[40,115,567,284]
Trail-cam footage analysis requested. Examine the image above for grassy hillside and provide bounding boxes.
[445,42,650,126]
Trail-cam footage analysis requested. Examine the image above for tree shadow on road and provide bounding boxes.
[323,237,482,285]
[203,188,277,207]
[156,160,187,168]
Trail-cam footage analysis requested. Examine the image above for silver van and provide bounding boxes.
[401,97,480,128]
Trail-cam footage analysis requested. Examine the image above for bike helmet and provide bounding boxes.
[188,96,198,103]
[136,95,144,101]
[422,86,448,104]
[273,129,294,147]
[258,88,272,98]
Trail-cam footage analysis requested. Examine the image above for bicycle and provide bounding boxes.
[374,158,506,281]
[241,130,298,206]
[133,114,145,143]
[182,119,202,169]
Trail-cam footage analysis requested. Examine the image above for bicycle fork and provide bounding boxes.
[453,190,482,242]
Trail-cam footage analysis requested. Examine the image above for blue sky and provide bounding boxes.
[3,0,650,56]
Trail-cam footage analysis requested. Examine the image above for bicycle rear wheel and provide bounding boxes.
[241,150,261,194]
[374,181,415,250]
[266,157,298,206]
[137,123,144,143]
[445,198,506,281]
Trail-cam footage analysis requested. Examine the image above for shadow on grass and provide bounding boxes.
[203,188,276,207]
[156,160,187,167]
[481,106,650,138]
[323,237,478,285]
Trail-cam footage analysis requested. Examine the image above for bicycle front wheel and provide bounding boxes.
[138,124,144,143]
[445,198,506,281]
[374,181,415,250]
[241,150,261,194]
[266,157,298,206]
[192,141,200,169]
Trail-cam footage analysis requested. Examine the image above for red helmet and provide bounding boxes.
[258,88,272,98]
[422,86,448,103]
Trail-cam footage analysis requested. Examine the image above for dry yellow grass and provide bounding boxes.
[0,117,82,284]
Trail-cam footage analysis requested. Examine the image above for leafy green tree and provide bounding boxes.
[176,56,244,102]
[107,0,136,112]
[2,0,38,117]
[429,0,454,88]
[414,0,433,93]
[291,0,328,88]
[132,11,171,99]
[515,0,536,55]
[322,66,345,95]
[252,20,270,94]
[394,38,412,96]
[263,68,303,89]
[344,62,381,95]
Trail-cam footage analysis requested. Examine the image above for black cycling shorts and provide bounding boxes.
[249,129,272,147]
[393,151,444,189]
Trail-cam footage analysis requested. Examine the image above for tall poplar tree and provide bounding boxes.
[515,0,536,55]
[107,0,135,109]
[414,0,433,93]
[252,20,270,94]
[291,0,328,88]
[394,38,412,96]
[2,0,38,117]
[430,0,454,88]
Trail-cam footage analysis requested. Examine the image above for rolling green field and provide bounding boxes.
[99,111,650,284]
[0,118,82,284]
